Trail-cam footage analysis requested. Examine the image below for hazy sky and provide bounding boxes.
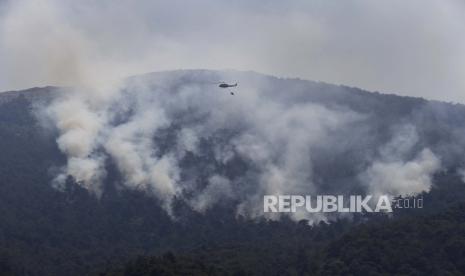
[0,0,464,103]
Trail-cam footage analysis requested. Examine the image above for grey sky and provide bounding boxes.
[0,0,464,103]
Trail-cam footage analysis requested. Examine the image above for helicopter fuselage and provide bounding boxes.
[219,83,237,88]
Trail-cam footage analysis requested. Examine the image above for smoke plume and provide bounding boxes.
[0,0,453,222]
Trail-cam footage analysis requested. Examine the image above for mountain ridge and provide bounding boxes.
[2,69,462,108]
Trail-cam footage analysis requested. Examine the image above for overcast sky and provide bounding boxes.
[0,0,464,103]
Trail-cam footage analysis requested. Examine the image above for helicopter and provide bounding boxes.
[218,82,237,95]
[218,82,237,88]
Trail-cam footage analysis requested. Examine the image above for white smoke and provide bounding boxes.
[46,94,109,195]
[361,125,441,197]
[34,67,446,221]
[1,1,121,92]
[44,71,365,221]
[0,0,185,207]
[232,102,362,220]
[459,169,465,183]
[103,102,181,210]
[190,175,233,212]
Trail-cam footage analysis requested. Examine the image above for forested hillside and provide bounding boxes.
[0,71,465,275]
